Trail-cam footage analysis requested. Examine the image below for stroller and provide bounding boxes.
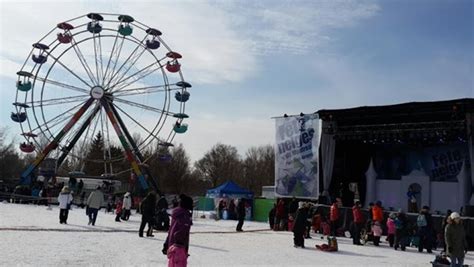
[360,220,374,245]
[430,252,450,267]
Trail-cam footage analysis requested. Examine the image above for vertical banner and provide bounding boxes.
[275,114,320,198]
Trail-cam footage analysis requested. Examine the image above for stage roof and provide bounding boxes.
[317,98,474,126]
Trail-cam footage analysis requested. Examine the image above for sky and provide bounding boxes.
[0,0,473,165]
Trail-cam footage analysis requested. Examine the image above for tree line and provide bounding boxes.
[0,127,275,196]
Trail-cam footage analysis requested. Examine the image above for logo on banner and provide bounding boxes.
[275,114,319,198]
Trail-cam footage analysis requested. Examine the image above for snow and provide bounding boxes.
[1,202,473,266]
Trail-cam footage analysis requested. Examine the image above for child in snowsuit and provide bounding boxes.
[372,221,382,246]
[115,199,123,222]
[165,194,193,267]
[386,212,396,247]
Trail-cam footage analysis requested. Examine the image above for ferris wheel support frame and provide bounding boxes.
[56,104,101,168]
[20,97,95,183]
[101,99,149,190]
[109,102,159,193]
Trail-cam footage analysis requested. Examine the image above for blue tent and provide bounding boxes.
[206,180,254,199]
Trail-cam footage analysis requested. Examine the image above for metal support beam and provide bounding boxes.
[21,98,95,183]
[101,99,149,190]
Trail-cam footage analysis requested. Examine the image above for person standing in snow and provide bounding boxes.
[236,198,246,232]
[115,198,123,222]
[122,192,132,221]
[445,212,468,267]
[329,200,340,236]
[351,201,364,245]
[394,209,409,251]
[57,186,73,224]
[164,194,193,267]
[139,191,157,237]
[86,186,104,226]
[292,202,308,248]
[386,212,396,247]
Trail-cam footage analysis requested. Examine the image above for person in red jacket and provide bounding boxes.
[115,199,123,222]
[275,199,286,231]
[351,201,364,245]
[330,200,340,236]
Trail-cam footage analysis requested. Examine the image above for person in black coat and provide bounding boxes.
[139,191,157,237]
[236,198,246,232]
[292,202,308,248]
[417,206,433,253]
[269,204,276,230]
[394,209,409,251]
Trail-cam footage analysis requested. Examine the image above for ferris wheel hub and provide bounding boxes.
[90,86,105,99]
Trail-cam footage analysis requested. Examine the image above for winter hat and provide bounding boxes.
[450,212,460,220]
[61,186,70,193]
[179,194,193,210]
[298,201,304,209]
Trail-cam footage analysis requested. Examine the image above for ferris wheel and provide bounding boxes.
[12,13,192,191]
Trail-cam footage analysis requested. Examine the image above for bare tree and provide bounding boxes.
[242,145,275,195]
[164,144,191,194]
[194,143,242,188]
[0,127,24,184]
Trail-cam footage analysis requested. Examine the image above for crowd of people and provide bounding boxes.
[269,197,469,266]
[52,185,195,266]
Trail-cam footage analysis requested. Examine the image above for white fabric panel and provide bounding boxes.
[365,158,377,207]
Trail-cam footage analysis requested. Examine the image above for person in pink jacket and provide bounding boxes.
[164,194,193,267]
[371,221,382,246]
[386,212,396,247]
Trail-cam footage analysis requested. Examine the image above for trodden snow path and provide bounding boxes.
[1,202,473,266]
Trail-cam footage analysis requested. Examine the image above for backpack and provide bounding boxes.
[394,218,403,230]
[417,214,427,227]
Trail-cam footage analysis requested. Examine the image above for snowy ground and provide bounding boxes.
[1,202,473,267]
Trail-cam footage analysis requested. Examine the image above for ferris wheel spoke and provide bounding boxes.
[35,76,89,94]
[105,36,147,90]
[112,103,161,142]
[102,31,120,86]
[44,52,93,88]
[70,37,99,85]
[103,107,114,174]
[93,34,104,85]
[114,83,186,97]
[103,37,126,87]
[29,95,88,107]
[108,62,163,92]
[32,100,87,134]
[76,103,102,166]
[113,97,166,114]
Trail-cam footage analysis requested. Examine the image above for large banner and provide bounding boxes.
[373,144,470,182]
[275,114,320,198]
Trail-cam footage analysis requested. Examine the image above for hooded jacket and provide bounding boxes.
[168,207,193,251]
[57,192,73,209]
[87,189,104,209]
[122,193,132,210]
[445,221,468,258]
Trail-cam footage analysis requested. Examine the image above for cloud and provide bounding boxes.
[0,1,379,86]
[215,0,380,54]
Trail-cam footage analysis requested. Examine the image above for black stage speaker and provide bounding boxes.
[464,205,474,217]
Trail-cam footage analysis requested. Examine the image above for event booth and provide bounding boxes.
[206,181,254,220]
[317,98,474,214]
